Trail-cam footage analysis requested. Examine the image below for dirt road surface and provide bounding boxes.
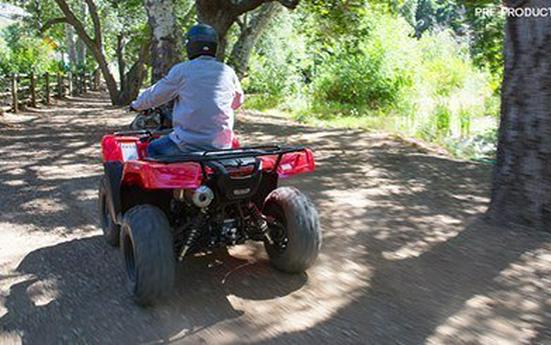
[1,93,550,345]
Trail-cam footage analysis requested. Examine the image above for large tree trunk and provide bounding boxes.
[143,0,180,83]
[228,2,280,78]
[195,1,235,61]
[487,0,551,230]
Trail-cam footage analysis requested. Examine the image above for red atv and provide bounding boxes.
[98,123,322,305]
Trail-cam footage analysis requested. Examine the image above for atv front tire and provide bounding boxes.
[263,187,322,273]
[98,176,120,246]
[120,205,175,305]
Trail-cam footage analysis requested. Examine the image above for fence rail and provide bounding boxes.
[0,71,100,115]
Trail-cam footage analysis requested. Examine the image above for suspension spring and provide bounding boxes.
[179,213,205,260]
[249,203,274,244]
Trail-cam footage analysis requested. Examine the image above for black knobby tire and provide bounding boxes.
[263,187,322,273]
[98,176,120,246]
[120,205,175,305]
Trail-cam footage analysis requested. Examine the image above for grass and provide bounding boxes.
[244,99,498,162]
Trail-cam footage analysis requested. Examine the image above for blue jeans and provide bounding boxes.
[147,136,184,158]
[147,136,214,158]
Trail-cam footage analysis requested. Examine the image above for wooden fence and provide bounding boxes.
[0,71,100,114]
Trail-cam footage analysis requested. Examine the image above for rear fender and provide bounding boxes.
[259,149,316,178]
[122,161,203,190]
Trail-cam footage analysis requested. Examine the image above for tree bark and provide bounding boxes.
[195,0,299,62]
[487,0,551,230]
[117,39,151,105]
[116,34,126,91]
[143,0,180,83]
[228,2,281,78]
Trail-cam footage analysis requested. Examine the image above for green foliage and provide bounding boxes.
[312,14,414,109]
[242,11,309,109]
[464,1,504,82]
[244,9,499,159]
[0,23,60,74]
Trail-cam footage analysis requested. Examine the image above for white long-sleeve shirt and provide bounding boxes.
[131,56,244,149]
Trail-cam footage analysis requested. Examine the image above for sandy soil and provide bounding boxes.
[0,92,550,345]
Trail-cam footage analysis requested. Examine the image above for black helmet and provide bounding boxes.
[186,24,219,60]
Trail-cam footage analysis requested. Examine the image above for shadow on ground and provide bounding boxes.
[0,237,306,344]
[0,95,550,344]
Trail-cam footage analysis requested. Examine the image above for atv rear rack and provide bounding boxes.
[146,145,307,176]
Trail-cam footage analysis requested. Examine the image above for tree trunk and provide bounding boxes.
[53,0,121,104]
[117,39,151,105]
[196,0,236,61]
[195,0,299,62]
[228,2,280,78]
[487,0,551,230]
[65,24,78,67]
[143,0,180,83]
[89,45,120,104]
[75,1,87,68]
[116,34,126,91]
[76,37,87,68]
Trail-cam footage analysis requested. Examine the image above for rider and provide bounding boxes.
[130,24,244,157]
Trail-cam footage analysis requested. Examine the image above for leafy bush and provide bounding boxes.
[244,10,499,159]
[242,12,308,108]
[0,24,60,75]
[312,14,415,110]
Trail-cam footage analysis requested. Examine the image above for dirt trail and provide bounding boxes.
[0,93,550,345]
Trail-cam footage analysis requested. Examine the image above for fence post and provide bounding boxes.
[57,72,63,98]
[82,73,87,93]
[44,72,50,105]
[11,74,18,113]
[68,72,73,96]
[74,73,80,95]
[30,72,37,107]
[89,73,94,91]
[94,69,100,90]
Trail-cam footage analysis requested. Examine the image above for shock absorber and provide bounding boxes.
[249,203,274,245]
[179,212,206,260]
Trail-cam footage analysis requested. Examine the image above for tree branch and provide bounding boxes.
[53,0,96,48]
[277,0,299,9]
[41,17,68,32]
[234,0,298,15]
[84,0,102,45]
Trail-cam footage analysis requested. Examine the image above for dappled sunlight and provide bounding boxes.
[26,278,59,307]
[427,243,551,344]
[382,215,462,260]
[0,93,549,344]
[214,250,371,344]
[0,330,22,345]
[30,164,100,180]
[21,198,67,214]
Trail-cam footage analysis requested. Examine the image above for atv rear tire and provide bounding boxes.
[263,187,321,273]
[98,176,120,246]
[120,205,175,305]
